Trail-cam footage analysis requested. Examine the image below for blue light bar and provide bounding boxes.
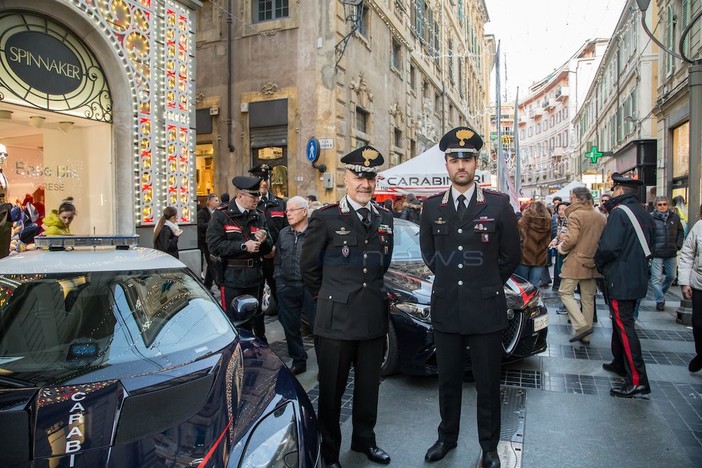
[35,235,140,250]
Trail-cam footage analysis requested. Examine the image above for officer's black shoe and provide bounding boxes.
[602,362,627,377]
[424,440,457,462]
[290,363,306,375]
[689,355,702,373]
[350,445,390,464]
[481,450,501,468]
[610,384,651,398]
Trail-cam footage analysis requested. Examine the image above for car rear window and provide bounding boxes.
[392,221,423,261]
[0,268,235,386]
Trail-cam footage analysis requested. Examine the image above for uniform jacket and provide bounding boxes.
[197,206,212,254]
[419,186,521,335]
[257,193,287,244]
[154,225,179,258]
[595,193,655,299]
[678,220,702,290]
[557,202,606,279]
[206,201,273,288]
[650,209,684,258]
[518,212,551,266]
[300,196,394,340]
[274,225,307,286]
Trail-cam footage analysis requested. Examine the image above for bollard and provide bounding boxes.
[676,298,693,325]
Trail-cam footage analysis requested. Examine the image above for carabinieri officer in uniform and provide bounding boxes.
[206,176,273,339]
[301,145,394,468]
[420,127,521,468]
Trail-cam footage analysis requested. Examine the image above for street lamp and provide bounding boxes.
[636,0,702,227]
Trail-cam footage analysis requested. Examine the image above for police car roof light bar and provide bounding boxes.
[35,235,140,251]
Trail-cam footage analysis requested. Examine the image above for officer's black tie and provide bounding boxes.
[261,196,267,203]
[358,207,371,229]
[456,194,467,220]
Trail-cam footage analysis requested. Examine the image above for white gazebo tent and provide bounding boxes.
[544,180,586,205]
[376,144,491,197]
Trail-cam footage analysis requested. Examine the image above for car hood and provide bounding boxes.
[384,262,540,310]
[384,260,433,304]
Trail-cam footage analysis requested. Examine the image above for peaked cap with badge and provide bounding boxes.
[610,172,643,189]
[232,176,262,196]
[248,163,272,180]
[439,126,483,159]
[341,145,384,179]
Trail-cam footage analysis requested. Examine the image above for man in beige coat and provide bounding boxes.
[558,187,607,344]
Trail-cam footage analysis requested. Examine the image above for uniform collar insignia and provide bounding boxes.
[339,196,351,214]
[441,191,450,205]
[476,185,485,204]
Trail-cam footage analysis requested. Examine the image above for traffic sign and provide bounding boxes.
[306,138,320,163]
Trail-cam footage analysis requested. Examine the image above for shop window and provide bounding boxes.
[195,144,215,197]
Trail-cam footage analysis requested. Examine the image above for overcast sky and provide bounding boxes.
[484,0,627,101]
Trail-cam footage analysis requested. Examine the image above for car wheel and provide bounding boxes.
[262,283,277,316]
[381,321,399,376]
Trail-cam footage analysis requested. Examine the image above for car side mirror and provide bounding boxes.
[230,295,259,327]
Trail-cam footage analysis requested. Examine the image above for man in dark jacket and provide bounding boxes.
[650,195,684,310]
[207,177,273,339]
[249,164,287,315]
[197,193,220,290]
[301,145,394,468]
[595,173,655,398]
[274,195,315,375]
[419,127,521,468]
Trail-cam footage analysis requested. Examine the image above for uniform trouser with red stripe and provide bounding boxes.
[609,298,649,387]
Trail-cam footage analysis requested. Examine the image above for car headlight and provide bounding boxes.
[239,402,299,468]
[395,302,431,323]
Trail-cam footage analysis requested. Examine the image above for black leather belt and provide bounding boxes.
[227,258,261,268]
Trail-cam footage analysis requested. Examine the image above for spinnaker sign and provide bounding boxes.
[6,31,82,95]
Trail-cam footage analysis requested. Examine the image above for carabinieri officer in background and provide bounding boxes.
[301,145,394,468]
[249,163,287,315]
[419,127,521,468]
[207,176,273,340]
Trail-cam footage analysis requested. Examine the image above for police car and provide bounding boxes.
[0,236,320,467]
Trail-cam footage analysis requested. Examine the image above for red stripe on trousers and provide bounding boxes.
[220,285,226,310]
[611,299,640,386]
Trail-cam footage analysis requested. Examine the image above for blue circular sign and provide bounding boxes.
[306,138,320,163]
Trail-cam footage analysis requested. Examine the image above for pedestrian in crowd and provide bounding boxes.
[207,176,272,340]
[401,192,422,224]
[393,197,405,218]
[307,200,322,216]
[301,145,394,468]
[419,127,520,468]
[153,206,182,258]
[679,203,702,372]
[557,188,607,344]
[307,194,318,203]
[598,193,611,215]
[249,164,287,316]
[197,193,220,290]
[515,200,552,287]
[43,197,77,236]
[650,195,684,311]
[383,198,395,213]
[672,195,688,236]
[548,196,563,269]
[595,173,655,398]
[550,201,570,294]
[274,195,315,376]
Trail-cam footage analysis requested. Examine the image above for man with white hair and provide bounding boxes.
[274,195,315,375]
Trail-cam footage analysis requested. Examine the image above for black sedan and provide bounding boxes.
[0,236,320,467]
[381,219,548,376]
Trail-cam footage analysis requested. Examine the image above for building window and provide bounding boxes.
[409,63,416,91]
[448,40,454,83]
[392,38,402,72]
[356,107,369,134]
[434,91,441,114]
[394,127,403,148]
[423,80,430,100]
[358,4,370,37]
[410,139,417,157]
[253,0,289,22]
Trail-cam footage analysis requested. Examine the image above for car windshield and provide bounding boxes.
[392,220,423,262]
[0,268,235,386]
